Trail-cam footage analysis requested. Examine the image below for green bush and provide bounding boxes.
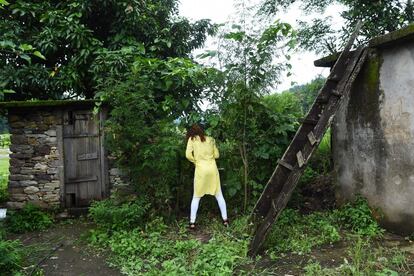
[0,174,8,203]
[6,204,53,233]
[304,238,407,275]
[266,208,340,255]
[0,134,10,148]
[89,197,150,231]
[333,196,384,237]
[89,216,250,275]
[0,238,23,274]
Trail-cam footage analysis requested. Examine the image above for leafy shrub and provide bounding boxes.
[6,204,53,233]
[0,134,10,148]
[97,56,220,214]
[304,238,406,275]
[304,261,332,276]
[266,208,340,255]
[89,197,150,231]
[0,238,23,274]
[90,216,250,275]
[333,196,384,237]
[0,174,8,203]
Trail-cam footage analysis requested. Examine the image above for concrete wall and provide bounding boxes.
[333,41,414,235]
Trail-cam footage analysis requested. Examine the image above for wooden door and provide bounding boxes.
[63,109,105,207]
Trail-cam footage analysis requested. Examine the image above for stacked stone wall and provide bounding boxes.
[7,109,62,209]
[108,154,131,196]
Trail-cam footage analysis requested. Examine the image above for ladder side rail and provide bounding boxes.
[248,47,368,257]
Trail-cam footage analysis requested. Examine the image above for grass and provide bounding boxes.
[83,196,412,275]
[304,237,411,275]
[85,210,413,275]
[0,154,9,175]
[0,146,9,203]
[87,216,252,275]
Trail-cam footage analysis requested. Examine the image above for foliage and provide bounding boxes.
[0,0,214,100]
[6,203,53,233]
[266,208,340,255]
[303,238,408,275]
[89,197,150,231]
[0,238,24,275]
[260,0,414,54]
[266,196,384,255]
[202,0,296,211]
[0,133,10,147]
[88,216,251,275]
[0,116,8,134]
[0,145,9,203]
[333,196,384,237]
[0,174,7,203]
[285,76,325,114]
[98,57,220,213]
[211,92,302,210]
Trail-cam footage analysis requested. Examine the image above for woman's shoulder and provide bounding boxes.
[205,136,216,143]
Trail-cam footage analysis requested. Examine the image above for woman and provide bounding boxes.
[185,124,228,230]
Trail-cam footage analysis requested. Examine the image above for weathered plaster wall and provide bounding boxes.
[333,41,414,234]
[7,109,64,209]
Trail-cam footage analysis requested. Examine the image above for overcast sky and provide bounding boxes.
[179,0,344,92]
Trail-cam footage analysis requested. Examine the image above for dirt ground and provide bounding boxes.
[252,233,414,275]
[10,219,121,276]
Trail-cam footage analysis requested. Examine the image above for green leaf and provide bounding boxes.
[2,89,15,94]
[0,0,9,6]
[0,40,16,49]
[19,44,34,51]
[20,54,31,63]
[33,51,46,60]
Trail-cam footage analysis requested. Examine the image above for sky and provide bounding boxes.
[179,0,343,92]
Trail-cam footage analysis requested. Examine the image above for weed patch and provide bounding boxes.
[88,216,251,275]
[89,197,150,231]
[333,196,384,237]
[303,237,410,275]
[0,174,8,203]
[6,203,53,234]
[0,238,24,275]
[266,209,340,255]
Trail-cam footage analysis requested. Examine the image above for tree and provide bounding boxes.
[98,56,222,213]
[282,76,325,113]
[0,0,214,100]
[203,0,295,211]
[260,0,414,54]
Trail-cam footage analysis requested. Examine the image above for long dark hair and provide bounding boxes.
[186,124,206,142]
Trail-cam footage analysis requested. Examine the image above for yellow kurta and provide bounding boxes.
[186,136,220,197]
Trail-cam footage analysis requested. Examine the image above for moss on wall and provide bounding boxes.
[0,100,99,109]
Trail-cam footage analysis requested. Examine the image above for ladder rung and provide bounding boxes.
[296,151,305,168]
[299,118,319,125]
[277,159,294,171]
[331,89,342,97]
[307,131,319,146]
[316,97,329,104]
[328,75,341,82]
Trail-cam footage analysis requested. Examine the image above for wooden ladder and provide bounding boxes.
[248,22,368,257]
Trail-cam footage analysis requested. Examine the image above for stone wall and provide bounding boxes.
[7,109,63,209]
[108,154,131,196]
[333,41,414,235]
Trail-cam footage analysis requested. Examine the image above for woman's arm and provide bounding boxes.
[185,138,196,163]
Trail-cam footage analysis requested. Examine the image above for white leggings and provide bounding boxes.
[190,190,228,223]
